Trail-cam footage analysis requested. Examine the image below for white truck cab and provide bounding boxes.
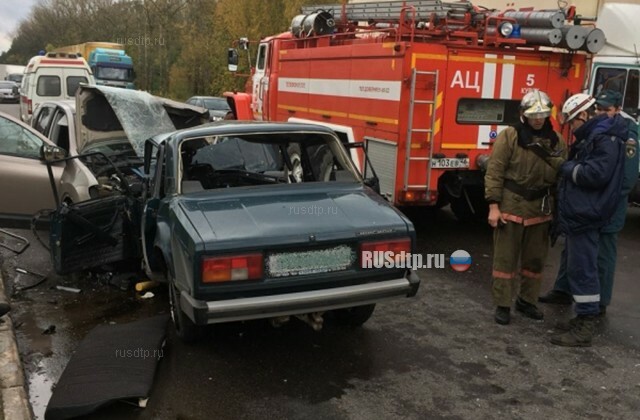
[20,52,95,123]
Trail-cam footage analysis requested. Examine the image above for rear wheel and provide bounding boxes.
[449,186,488,222]
[169,276,205,342]
[332,304,376,327]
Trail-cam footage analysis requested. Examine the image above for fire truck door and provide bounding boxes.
[252,43,269,121]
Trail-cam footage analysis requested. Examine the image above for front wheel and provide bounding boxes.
[169,278,205,342]
[332,304,376,327]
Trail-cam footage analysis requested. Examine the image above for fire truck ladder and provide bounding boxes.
[403,68,439,196]
[301,1,474,22]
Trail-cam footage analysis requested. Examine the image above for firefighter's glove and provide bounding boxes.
[527,142,551,157]
[547,155,566,171]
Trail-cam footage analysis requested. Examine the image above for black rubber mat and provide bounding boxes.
[45,315,169,420]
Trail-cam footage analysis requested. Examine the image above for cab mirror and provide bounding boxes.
[40,144,67,162]
[228,48,239,72]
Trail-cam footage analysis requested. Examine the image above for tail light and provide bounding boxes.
[202,253,263,283]
[400,190,437,203]
[359,238,411,268]
[27,98,32,115]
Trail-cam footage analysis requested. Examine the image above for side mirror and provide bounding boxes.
[40,144,67,162]
[228,48,239,72]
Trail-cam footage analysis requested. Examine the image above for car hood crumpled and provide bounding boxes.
[178,186,411,250]
[75,85,209,156]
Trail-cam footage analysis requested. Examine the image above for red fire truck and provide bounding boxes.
[225,0,603,220]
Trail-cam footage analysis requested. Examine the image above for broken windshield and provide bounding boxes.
[97,86,176,157]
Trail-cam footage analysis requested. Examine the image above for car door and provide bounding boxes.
[47,107,73,153]
[32,104,56,135]
[0,113,64,224]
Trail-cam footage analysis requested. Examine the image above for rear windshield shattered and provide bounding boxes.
[179,132,360,192]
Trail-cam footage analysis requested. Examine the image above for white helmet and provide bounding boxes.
[521,89,552,119]
[561,93,596,123]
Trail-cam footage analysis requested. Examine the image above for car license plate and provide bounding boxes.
[267,245,355,277]
[430,157,470,169]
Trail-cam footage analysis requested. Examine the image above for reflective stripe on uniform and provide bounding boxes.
[572,164,581,184]
[502,213,552,226]
[573,294,600,303]
[523,215,553,226]
[492,270,515,279]
[520,269,542,279]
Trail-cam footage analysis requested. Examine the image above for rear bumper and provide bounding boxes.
[181,271,420,325]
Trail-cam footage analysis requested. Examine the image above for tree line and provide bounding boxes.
[0,0,336,99]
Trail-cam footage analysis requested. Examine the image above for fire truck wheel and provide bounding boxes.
[449,186,488,222]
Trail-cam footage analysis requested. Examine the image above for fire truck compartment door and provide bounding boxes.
[441,51,550,150]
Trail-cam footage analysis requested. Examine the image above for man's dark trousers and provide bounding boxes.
[565,229,601,315]
[550,232,616,307]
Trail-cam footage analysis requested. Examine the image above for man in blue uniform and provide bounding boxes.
[539,90,639,316]
[549,93,627,347]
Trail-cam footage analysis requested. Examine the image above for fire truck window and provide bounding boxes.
[623,70,639,119]
[593,67,626,97]
[456,98,520,125]
[256,45,267,70]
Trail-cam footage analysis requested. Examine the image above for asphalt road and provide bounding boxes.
[1,206,639,420]
[1,103,639,419]
[0,102,21,118]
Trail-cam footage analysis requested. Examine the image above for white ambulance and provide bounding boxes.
[20,52,95,123]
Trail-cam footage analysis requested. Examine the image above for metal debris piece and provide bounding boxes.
[15,268,48,292]
[56,285,82,293]
[0,229,30,255]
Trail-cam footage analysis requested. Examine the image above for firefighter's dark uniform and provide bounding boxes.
[485,124,566,308]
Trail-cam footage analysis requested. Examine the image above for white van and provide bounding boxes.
[20,52,95,123]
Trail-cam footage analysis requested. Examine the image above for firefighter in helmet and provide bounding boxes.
[484,89,567,325]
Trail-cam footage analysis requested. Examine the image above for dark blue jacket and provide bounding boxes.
[557,114,627,234]
[602,114,639,233]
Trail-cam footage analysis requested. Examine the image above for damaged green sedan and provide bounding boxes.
[48,121,420,341]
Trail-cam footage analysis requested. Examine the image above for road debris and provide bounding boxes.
[56,285,82,294]
[15,267,48,292]
[0,228,30,254]
[42,325,56,335]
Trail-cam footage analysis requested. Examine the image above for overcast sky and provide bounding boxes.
[0,0,40,55]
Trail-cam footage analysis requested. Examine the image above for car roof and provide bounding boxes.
[37,100,76,111]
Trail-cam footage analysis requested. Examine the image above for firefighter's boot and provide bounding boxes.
[494,306,511,325]
[554,317,579,332]
[515,297,544,320]
[550,315,596,347]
